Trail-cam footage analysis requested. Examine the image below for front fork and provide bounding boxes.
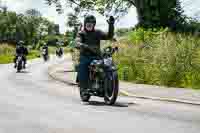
[88,65,117,96]
[88,69,104,96]
[104,66,118,96]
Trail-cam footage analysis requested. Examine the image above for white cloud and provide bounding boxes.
[5,0,32,13]
[116,7,138,28]
[181,0,200,19]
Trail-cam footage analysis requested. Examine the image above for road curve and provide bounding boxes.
[0,56,200,133]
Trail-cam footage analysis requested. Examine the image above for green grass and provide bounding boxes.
[0,43,15,64]
[27,50,40,60]
[0,50,40,64]
[113,28,200,89]
[48,46,71,54]
[0,55,14,64]
[0,43,15,55]
[0,43,40,64]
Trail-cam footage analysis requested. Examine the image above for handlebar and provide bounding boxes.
[80,43,101,56]
[78,43,118,58]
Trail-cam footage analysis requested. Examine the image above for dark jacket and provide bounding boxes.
[76,24,114,56]
[42,46,49,54]
[16,46,28,56]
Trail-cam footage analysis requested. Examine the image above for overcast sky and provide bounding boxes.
[1,0,200,33]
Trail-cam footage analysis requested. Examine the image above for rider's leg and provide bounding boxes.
[78,56,92,89]
[23,56,26,68]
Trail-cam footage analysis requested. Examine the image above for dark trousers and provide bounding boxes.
[78,55,97,89]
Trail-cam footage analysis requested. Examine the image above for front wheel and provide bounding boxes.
[16,61,22,72]
[17,66,21,72]
[43,55,48,61]
[80,88,91,102]
[104,71,119,105]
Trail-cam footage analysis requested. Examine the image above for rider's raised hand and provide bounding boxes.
[107,16,115,25]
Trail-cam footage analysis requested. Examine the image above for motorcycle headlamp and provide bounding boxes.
[104,57,112,66]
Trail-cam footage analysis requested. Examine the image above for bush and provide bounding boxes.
[114,28,200,89]
[0,43,40,64]
[0,43,15,56]
[27,50,40,59]
[0,55,14,64]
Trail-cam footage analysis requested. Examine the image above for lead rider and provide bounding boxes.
[75,15,115,92]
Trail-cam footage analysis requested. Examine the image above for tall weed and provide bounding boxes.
[114,28,200,89]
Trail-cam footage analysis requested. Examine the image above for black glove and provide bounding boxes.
[107,16,115,25]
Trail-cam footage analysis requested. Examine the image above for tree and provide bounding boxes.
[0,8,58,46]
[0,0,7,14]
[45,0,185,29]
[54,24,60,35]
[67,12,80,28]
[24,9,43,45]
[66,7,82,40]
[0,11,18,42]
[25,9,42,18]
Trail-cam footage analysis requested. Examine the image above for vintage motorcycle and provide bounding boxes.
[78,44,119,105]
[56,47,63,58]
[42,48,49,61]
[16,55,25,72]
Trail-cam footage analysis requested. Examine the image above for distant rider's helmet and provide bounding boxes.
[18,40,24,46]
[43,42,47,47]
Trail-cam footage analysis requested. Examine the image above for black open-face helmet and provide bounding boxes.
[84,15,96,26]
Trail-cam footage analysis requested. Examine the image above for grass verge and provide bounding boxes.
[113,28,200,89]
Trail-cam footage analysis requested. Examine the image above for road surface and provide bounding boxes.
[0,56,200,133]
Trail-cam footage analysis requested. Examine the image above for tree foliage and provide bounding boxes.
[0,8,57,47]
[67,12,80,28]
[45,0,186,30]
[25,9,42,17]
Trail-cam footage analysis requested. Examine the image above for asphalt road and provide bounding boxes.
[0,56,200,133]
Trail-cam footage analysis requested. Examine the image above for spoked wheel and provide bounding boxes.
[17,67,21,72]
[104,71,119,105]
[16,62,22,73]
[80,88,91,102]
[45,56,48,61]
[43,55,49,62]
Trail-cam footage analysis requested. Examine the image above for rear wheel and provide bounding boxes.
[104,71,119,105]
[43,55,48,61]
[17,68,21,72]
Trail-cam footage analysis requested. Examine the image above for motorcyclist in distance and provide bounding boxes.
[56,42,63,57]
[42,43,49,56]
[14,40,28,68]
